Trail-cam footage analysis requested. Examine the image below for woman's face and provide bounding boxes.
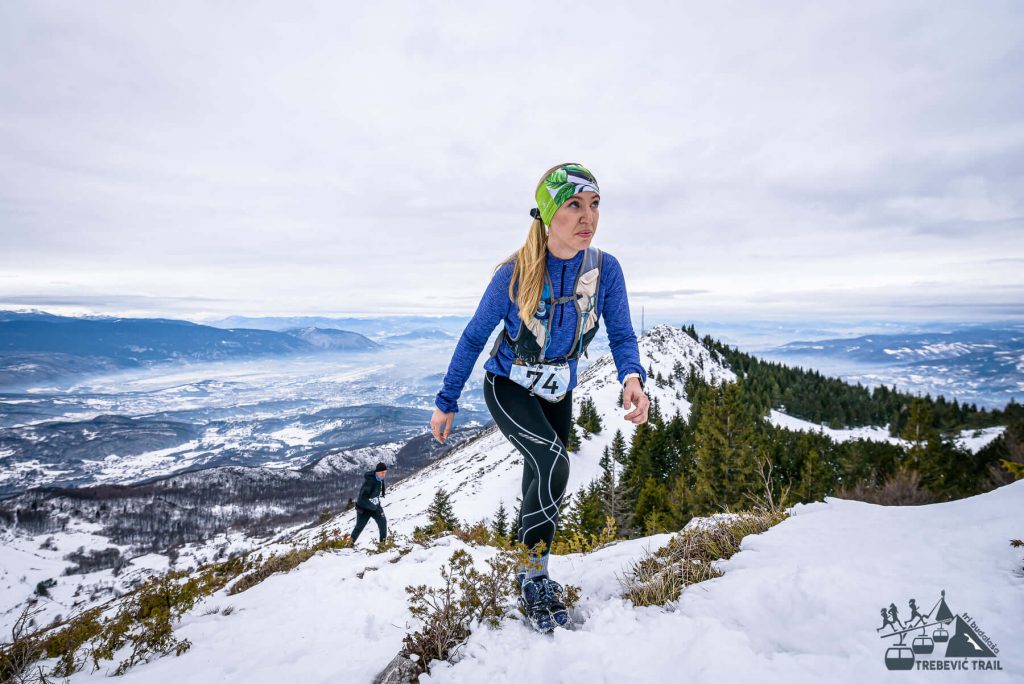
[547,190,599,257]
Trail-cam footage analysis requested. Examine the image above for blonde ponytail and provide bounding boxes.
[495,163,568,319]
[504,216,547,318]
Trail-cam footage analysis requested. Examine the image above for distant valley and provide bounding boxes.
[753,325,1024,409]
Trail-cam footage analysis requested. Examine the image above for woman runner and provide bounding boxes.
[430,162,650,632]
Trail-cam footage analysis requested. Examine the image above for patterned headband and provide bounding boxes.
[533,163,600,226]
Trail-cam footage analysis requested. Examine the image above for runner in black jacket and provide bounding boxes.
[350,462,388,543]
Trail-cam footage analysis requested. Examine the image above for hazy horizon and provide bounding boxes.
[6,305,1023,353]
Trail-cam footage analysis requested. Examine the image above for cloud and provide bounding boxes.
[630,288,711,298]
[0,294,227,305]
[0,2,1022,320]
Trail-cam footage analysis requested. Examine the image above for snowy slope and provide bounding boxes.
[297,324,999,546]
[57,481,1024,683]
[0,519,261,635]
[3,324,1000,634]
[1,324,723,640]
[296,324,737,542]
[5,323,1012,673]
[767,409,1005,452]
[426,483,1023,683]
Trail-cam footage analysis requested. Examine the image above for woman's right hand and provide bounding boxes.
[430,408,455,444]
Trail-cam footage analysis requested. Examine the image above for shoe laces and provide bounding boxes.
[521,578,548,606]
[542,578,564,602]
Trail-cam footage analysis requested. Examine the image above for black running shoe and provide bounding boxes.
[541,577,571,628]
[519,577,556,633]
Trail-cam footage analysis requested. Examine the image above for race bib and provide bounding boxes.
[509,360,570,402]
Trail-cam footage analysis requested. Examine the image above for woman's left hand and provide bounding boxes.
[623,378,649,424]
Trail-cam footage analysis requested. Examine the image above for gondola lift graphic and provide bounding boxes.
[877,590,958,671]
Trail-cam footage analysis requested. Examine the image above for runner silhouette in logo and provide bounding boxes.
[888,603,904,630]
[907,598,930,628]
[876,607,899,633]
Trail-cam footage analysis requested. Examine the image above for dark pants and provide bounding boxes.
[351,507,387,542]
[483,370,573,555]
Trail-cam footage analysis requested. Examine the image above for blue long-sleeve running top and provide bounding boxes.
[435,247,647,414]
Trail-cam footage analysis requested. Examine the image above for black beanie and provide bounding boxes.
[375,462,388,472]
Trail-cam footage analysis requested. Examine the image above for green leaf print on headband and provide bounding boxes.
[535,163,600,225]
[545,168,568,188]
[553,183,576,208]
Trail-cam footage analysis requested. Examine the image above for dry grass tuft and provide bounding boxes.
[620,508,788,607]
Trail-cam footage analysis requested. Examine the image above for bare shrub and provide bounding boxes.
[551,516,617,555]
[228,527,352,595]
[1,604,50,683]
[835,468,935,506]
[369,535,398,555]
[621,509,788,607]
[401,543,539,676]
[63,547,128,576]
[453,520,498,547]
[1,552,254,680]
[743,450,791,515]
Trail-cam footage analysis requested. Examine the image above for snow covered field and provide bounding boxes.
[6,325,1019,683]
[768,409,1005,453]
[55,481,1023,684]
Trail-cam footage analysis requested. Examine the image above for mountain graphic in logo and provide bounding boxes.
[946,616,997,658]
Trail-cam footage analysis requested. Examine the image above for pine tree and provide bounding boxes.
[901,397,934,450]
[900,403,974,501]
[576,396,603,435]
[610,429,627,465]
[672,359,685,382]
[588,397,603,434]
[576,397,592,434]
[491,501,509,539]
[649,395,664,425]
[576,480,607,536]
[619,423,651,503]
[901,396,940,488]
[692,381,760,513]
[617,420,656,536]
[426,488,459,531]
[510,497,522,542]
[599,445,622,524]
[555,492,581,541]
[634,477,671,535]
[567,424,581,452]
[667,470,694,525]
[796,447,833,502]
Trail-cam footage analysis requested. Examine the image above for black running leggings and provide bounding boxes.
[351,507,387,542]
[483,370,573,555]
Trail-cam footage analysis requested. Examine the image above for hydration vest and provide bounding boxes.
[489,247,603,364]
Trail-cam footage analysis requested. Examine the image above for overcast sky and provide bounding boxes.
[1,1,1022,324]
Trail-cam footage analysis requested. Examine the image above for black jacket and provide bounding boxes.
[356,471,386,513]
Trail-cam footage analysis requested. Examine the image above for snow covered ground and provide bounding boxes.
[2,325,1009,638]
[54,481,1024,684]
[955,426,1007,453]
[0,518,261,635]
[768,408,900,444]
[300,326,1002,544]
[7,324,1019,683]
[768,409,1005,453]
